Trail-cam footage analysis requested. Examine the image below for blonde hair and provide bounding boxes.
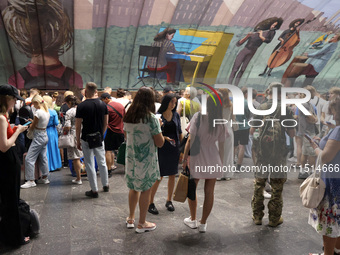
[32,95,48,112]
[42,95,53,109]
[63,91,74,98]
[329,87,340,96]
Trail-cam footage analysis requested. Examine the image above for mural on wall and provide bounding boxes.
[0,0,339,92]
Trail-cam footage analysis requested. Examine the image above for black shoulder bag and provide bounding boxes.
[86,101,103,149]
[179,112,201,156]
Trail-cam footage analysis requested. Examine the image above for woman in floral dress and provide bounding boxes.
[123,87,165,233]
[309,97,340,255]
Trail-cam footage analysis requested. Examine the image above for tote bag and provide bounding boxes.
[173,171,189,203]
[299,152,326,209]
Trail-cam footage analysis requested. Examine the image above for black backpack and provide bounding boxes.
[18,105,33,125]
[18,67,73,90]
[18,199,40,237]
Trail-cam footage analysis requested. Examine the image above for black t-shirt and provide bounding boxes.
[60,103,70,126]
[76,98,108,140]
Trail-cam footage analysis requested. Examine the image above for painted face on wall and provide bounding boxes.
[270,22,278,30]
[166,33,175,40]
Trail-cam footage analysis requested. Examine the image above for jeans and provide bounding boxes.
[81,139,108,192]
[25,130,49,180]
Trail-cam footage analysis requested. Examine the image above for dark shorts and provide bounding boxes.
[234,129,250,146]
[104,129,124,151]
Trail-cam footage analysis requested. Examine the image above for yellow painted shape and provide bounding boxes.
[205,33,233,83]
[177,29,233,84]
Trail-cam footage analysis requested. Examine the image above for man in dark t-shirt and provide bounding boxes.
[76,82,109,198]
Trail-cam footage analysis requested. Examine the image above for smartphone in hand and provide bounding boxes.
[23,121,32,126]
[304,134,313,142]
[168,139,176,147]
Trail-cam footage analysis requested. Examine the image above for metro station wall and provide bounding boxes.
[0,0,339,92]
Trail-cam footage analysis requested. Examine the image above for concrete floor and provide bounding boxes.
[0,158,324,255]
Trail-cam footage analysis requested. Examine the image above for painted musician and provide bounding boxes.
[147,28,185,86]
[228,17,283,86]
[300,34,340,87]
[259,18,304,77]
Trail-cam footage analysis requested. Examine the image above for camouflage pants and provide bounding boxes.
[251,177,286,223]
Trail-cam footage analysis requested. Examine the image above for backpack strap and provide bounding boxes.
[125,101,131,109]
[258,105,281,142]
[107,104,123,119]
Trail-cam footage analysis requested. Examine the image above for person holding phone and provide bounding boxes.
[0,84,29,246]
[148,93,182,214]
[308,96,340,255]
[21,95,50,189]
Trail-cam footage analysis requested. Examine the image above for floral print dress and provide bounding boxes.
[308,126,340,237]
[123,113,162,192]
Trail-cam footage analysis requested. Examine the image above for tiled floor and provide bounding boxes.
[0,158,323,255]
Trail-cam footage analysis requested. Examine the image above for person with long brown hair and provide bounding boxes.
[182,94,227,233]
[147,28,184,85]
[218,88,235,181]
[0,84,29,246]
[64,95,83,184]
[123,87,165,233]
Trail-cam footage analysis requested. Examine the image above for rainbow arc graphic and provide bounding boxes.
[195,82,222,106]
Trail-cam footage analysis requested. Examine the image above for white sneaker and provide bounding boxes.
[37,178,50,184]
[72,179,82,185]
[263,190,272,199]
[21,181,36,189]
[198,222,207,233]
[184,217,198,229]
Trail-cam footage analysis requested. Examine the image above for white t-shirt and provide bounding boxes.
[35,109,50,129]
[322,101,334,123]
[114,98,131,108]
[310,96,326,124]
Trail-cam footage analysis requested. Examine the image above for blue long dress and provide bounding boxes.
[46,109,62,171]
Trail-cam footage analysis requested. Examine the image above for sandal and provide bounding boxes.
[126,217,135,229]
[135,221,156,233]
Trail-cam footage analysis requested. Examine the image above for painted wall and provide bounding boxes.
[0,0,339,92]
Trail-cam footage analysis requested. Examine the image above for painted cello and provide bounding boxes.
[259,18,315,76]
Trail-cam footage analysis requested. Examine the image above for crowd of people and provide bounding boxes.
[0,82,340,255]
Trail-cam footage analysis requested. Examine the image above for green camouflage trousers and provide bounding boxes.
[251,177,286,223]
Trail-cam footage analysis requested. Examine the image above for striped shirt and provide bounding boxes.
[147,39,179,68]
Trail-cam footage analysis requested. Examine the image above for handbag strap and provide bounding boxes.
[314,151,323,178]
[107,104,123,118]
[183,99,186,119]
